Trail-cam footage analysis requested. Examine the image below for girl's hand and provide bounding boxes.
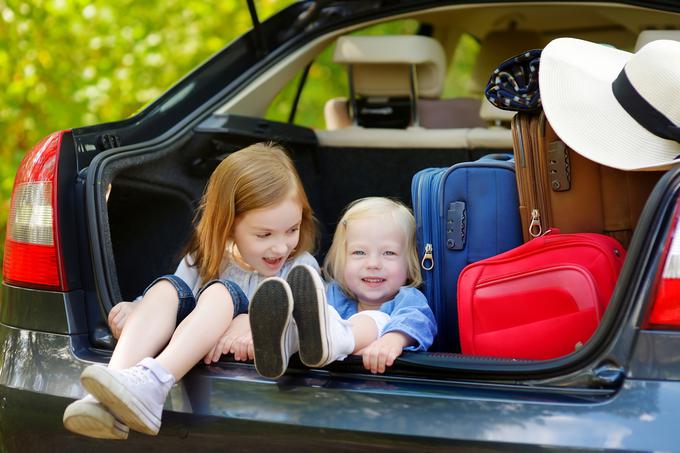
[360,332,410,374]
[108,301,138,339]
[204,314,253,364]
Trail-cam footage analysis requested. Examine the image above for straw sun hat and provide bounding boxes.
[539,38,680,171]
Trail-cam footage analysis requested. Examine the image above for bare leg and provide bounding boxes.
[108,280,179,370]
[155,283,234,380]
[350,315,379,353]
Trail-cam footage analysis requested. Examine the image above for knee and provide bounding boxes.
[143,279,180,304]
[197,282,233,304]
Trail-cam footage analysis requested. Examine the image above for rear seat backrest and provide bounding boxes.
[318,34,521,148]
[418,98,485,129]
[324,98,486,130]
[479,98,516,127]
[324,97,352,130]
[325,35,485,130]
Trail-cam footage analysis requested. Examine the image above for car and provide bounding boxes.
[3,0,680,451]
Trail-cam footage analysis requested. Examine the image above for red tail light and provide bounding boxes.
[645,204,680,328]
[3,131,69,291]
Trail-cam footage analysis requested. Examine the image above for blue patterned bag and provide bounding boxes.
[485,49,542,112]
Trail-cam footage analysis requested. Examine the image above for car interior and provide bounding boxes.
[104,3,680,363]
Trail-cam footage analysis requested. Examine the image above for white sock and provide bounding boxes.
[349,310,391,337]
[325,305,356,364]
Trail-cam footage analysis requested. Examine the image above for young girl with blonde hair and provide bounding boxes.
[251,197,436,376]
[63,142,318,439]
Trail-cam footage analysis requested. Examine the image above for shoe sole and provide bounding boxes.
[80,366,161,436]
[250,278,293,379]
[63,400,129,440]
[288,265,330,367]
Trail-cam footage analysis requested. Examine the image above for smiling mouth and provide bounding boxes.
[263,257,284,267]
[362,277,385,285]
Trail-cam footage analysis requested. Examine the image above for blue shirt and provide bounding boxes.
[326,283,437,351]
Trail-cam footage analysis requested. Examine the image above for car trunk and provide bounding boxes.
[102,114,510,345]
[83,113,672,395]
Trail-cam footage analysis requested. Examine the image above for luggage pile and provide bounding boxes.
[412,41,666,360]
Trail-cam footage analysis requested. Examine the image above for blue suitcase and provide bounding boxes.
[411,154,523,352]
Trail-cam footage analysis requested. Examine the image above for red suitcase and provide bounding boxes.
[457,232,625,360]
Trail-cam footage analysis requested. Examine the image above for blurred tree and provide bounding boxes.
[0,0,295,263]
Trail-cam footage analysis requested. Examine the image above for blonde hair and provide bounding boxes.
[323,197,422,299]
[186,142,316,283]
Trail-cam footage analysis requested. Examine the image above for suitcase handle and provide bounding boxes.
[481,153,513,162]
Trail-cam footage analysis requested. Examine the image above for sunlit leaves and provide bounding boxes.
[0,0,295,261]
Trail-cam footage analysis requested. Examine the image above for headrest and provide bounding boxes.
[333,35,446,98]
[470,30,543,94]
[635,30,680,50]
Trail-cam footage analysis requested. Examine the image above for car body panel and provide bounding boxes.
[0,321,677,451]
[0,285,86,335]
[629,330,680,380]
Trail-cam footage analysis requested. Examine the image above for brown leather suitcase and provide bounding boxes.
[511,111,661,248]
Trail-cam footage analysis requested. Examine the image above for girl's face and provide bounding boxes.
[232,195,302,277]
[342,215,409,309]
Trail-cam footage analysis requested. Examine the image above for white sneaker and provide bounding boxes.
[63,394,129,440]
[288,264,355,367]
[249,277,296,379]
[80,358,175,436]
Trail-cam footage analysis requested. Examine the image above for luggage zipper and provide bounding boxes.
[416,172,435,275]
[529,208,542,237]
[430,170,445,308]
[417,168,443,307]
[421,243,434,270]
[535,113,553,229]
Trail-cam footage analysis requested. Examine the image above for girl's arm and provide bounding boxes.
[380,288,437,351]
[359,288,437,373]
[360,331,412,374]
[203,314,253,364]
[208,252,321,364]
[108,301,138,339]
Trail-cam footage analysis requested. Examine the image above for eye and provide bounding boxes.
[288,226,300,234]
[256,233,270,239]
[384,250,398,256]
[350,250,366,256]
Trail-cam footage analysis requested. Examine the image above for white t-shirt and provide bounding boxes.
[173,251,320,299]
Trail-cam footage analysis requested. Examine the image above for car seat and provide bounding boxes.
[324,35,485,130]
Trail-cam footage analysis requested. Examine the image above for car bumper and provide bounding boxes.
[0,314,679,452]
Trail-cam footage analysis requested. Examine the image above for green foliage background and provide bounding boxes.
[0,0,477,271]
[0,0,296,264]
